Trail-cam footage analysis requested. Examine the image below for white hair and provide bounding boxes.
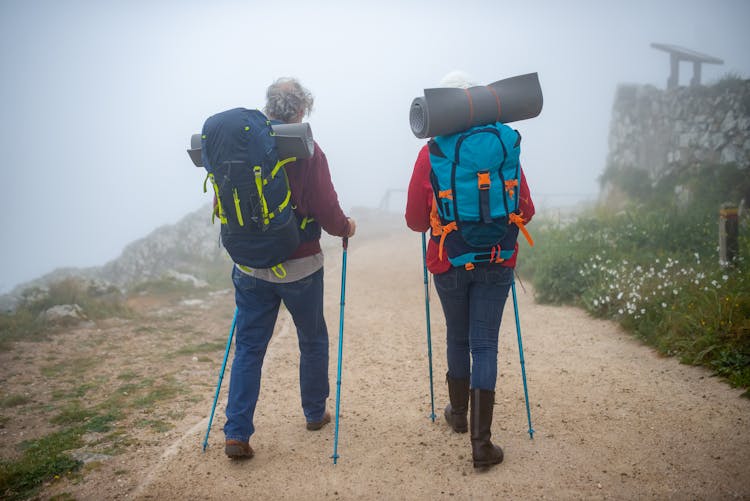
[264,77,314,123]
[439,70,477,89]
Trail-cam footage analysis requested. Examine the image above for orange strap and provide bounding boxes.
[504,179,518,199]
[429,195,443,237]
[438,221,458,260]
[509,212,534,247]
[489,245,505,263]
[438,189,453,200]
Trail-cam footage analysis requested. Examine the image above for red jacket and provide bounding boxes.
[405,143,535,274]
[284,141,350,259]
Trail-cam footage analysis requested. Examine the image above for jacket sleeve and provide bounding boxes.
[518,167,535,224]
[405,145,433,233]
[303,143,351,238]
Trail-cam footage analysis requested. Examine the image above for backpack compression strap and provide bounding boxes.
[205,173,228,224]
[509,212,534,246]
[253,157,297,226]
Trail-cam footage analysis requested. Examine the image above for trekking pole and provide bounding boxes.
[332,237,348,464]
[202,307,237,452]
[511,279,534,439]
[421,232,436,422]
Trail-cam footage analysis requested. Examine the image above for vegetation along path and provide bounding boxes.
[1,226,749,500]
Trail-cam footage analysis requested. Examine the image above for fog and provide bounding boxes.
[1,0,749,293]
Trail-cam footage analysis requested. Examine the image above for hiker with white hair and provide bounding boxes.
[222,77,356,460]
[405,70,535,469]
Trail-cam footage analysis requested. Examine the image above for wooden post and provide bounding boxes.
[719,203,739,268]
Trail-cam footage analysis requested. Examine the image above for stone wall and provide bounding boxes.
[606,80,750,185]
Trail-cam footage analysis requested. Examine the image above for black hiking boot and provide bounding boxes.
[470,388,504,469]
[444,372,469,433]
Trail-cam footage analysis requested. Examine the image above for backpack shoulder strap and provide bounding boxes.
[428,138,446,158]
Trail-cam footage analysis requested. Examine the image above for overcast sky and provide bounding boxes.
[1,0,749,293]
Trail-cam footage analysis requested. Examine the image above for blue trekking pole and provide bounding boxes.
[202,307,238,452]
[510,279,534,439]
[421,233,436,422]
[332,237,348,464]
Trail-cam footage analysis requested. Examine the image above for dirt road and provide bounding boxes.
[10,223,749,500]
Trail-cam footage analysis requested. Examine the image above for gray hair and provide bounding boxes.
[439,70,477,89]
[264,77,314,123]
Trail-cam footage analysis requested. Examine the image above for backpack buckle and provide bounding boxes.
[477,172,491,190]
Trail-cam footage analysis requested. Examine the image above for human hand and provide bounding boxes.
[347,218,357,238]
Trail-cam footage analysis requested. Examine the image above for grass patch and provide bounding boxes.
[129,276,202,297]
[0,428,83,500]
[174,341,226,356]
[133,382,181,408]
[48,492,77,501]
[135,419,174,433]
[41,357,98,378]
[51,383,95,401]
[0,400,124,500]
[116,370,139,382]
[50,402,97,426]
[521,195,750,390]
[0,395,31,408]
[0,277,132,352]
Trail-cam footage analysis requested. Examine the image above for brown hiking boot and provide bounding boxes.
[306,410,331,431]
[470,388,504,469]
[445,372,470,433]
[225,439,254,459]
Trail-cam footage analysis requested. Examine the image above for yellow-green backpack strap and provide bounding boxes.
[208,173,227,224]
[253,166,270,224]
[233,188,244,227]
[271,264,287,279]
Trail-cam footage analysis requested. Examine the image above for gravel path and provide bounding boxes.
[130,227,750,500]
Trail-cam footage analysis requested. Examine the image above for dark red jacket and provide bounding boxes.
[285,141,350,259]
[405,144,535,274]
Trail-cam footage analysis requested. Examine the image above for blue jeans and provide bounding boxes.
[224,266,329,442]
[433,264,513,391]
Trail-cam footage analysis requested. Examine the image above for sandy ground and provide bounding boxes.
[3,223,750,500]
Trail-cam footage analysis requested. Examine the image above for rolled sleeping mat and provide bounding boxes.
[187,133,203,167]
[186,122,315,167]
[271,122,315,160]
[409,72,543,139]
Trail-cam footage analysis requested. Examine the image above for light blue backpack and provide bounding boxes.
[428,121,531,268]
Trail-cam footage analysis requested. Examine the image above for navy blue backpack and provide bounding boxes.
[200,108,301,275]
[428,121,533,268]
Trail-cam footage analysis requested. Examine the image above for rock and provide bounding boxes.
[165,270,209,289]
[38,304,87,325]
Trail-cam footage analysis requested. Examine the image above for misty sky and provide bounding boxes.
[1,0,749,293]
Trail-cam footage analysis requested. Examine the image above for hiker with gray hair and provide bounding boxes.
[223,77,356,460]
[405,70,535,469]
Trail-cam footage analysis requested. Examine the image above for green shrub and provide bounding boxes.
[520,191,750,391]
[0,278,131,351]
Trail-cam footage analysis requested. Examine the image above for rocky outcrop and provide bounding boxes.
[97,204,228,287]
[606,79,750,187]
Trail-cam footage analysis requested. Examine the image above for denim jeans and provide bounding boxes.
[224,266,329,442]
[433,264,513,391]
